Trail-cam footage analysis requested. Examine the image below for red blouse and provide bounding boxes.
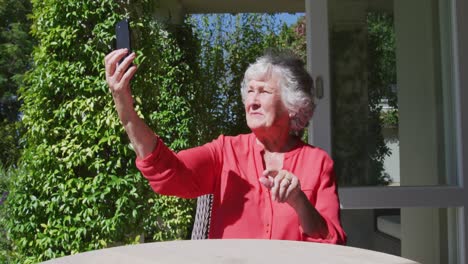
[136,133,346,244]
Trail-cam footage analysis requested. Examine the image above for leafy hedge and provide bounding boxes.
[0,0,33,167]
[5,0,200,262]
[0,165,15,263]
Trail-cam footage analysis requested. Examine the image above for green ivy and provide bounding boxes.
[5,0,199,262]
[0,165,16,263]
[381,109,399,128]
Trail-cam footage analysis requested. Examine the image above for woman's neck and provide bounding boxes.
[255,131,297,153]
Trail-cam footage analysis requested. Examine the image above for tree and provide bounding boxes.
[367,12,397,109]
[0,1,32,260]
[0,0,33,167]
[365,12,397,185]
[277,14,395,185]
[277,16,306,62]
[191,14,284,139]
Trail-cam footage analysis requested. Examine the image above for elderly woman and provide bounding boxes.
[104,49,346,244]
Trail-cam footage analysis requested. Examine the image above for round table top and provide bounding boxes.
[42,239,419,264]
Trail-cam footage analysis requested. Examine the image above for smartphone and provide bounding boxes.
[115,19,132,64]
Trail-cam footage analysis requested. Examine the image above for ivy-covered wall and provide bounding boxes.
[4,1,200,262]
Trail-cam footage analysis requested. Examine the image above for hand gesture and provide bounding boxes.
[104,49,138,124]
[259,169,302,205]
[104,49,137,99]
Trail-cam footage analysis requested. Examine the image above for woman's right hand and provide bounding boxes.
[104,49,158,158]
[104,49,138,124]
[105,49,137,94]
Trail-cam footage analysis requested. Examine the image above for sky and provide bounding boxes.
[279,13,304,26]
[190,12,305,35]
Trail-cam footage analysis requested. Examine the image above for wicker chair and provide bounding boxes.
[191,194,214,240]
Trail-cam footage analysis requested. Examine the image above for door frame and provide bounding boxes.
[305,0,468,262]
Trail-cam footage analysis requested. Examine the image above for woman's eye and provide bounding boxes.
[247,89,254,93]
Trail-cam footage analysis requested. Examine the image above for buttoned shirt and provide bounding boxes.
[136,133,346,244]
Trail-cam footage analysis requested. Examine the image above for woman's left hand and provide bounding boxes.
[260,169,302,205]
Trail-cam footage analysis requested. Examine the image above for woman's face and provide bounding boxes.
[244,75,290,133]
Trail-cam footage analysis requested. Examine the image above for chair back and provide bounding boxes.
[191,194,213,239]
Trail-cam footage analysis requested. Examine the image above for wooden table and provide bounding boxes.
[42,239,420,264]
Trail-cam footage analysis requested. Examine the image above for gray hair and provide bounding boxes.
[240,51,315,134]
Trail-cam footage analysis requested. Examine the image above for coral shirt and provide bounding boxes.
[136,133,346,244]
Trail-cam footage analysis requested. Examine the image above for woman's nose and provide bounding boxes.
[251,103,260,110]
[250,92,262,106]
[246,92,260,109]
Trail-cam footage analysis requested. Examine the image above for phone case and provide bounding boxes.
[116,19,131,51]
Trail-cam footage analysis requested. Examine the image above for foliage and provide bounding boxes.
[286,14,395,186]
[0,0,32,256]
[367,12,397,109]
[0,165,13,263]
[0,0,33,167]
[0,120,24,167]
[0,165,27,262]
[365,12,397,185]
[276,16,309,141]
[330,19,393,186]
[190,14,284,139]
[277,16,306,62]
[130,19,200,242]
[381,109,398,128]
[5,0,200,262]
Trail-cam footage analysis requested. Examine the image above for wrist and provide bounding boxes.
[288,190,308,211]
[112,93,137,125]
[112,88,133,107]
[121,111,140,129]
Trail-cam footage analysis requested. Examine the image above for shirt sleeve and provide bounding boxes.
[301,156,347,244]
[135,135,224,199]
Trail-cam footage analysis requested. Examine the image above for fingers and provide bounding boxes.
[276,177,289,202]
[104,49,137,95]
[284,176,300,203]
[271,171,289,202]
[121,64,138,84]
[114,52,136,81]
[261,169,301,203]
[263,169,278,178]
[263,170,298,203]
[105,49,128,79]
[259,176,274,189]
[261,169,277,189]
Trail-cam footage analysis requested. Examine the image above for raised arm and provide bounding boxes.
[104,49,158,159]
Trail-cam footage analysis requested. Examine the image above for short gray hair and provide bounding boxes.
[241,50,315,134]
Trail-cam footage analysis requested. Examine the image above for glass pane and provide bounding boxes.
[341,207,460,264]
[328,0,456,186]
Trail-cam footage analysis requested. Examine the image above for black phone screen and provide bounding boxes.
[115,19,132,64]
[116,19,131,50]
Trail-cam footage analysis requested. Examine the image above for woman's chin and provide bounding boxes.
[248,124,269,134]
